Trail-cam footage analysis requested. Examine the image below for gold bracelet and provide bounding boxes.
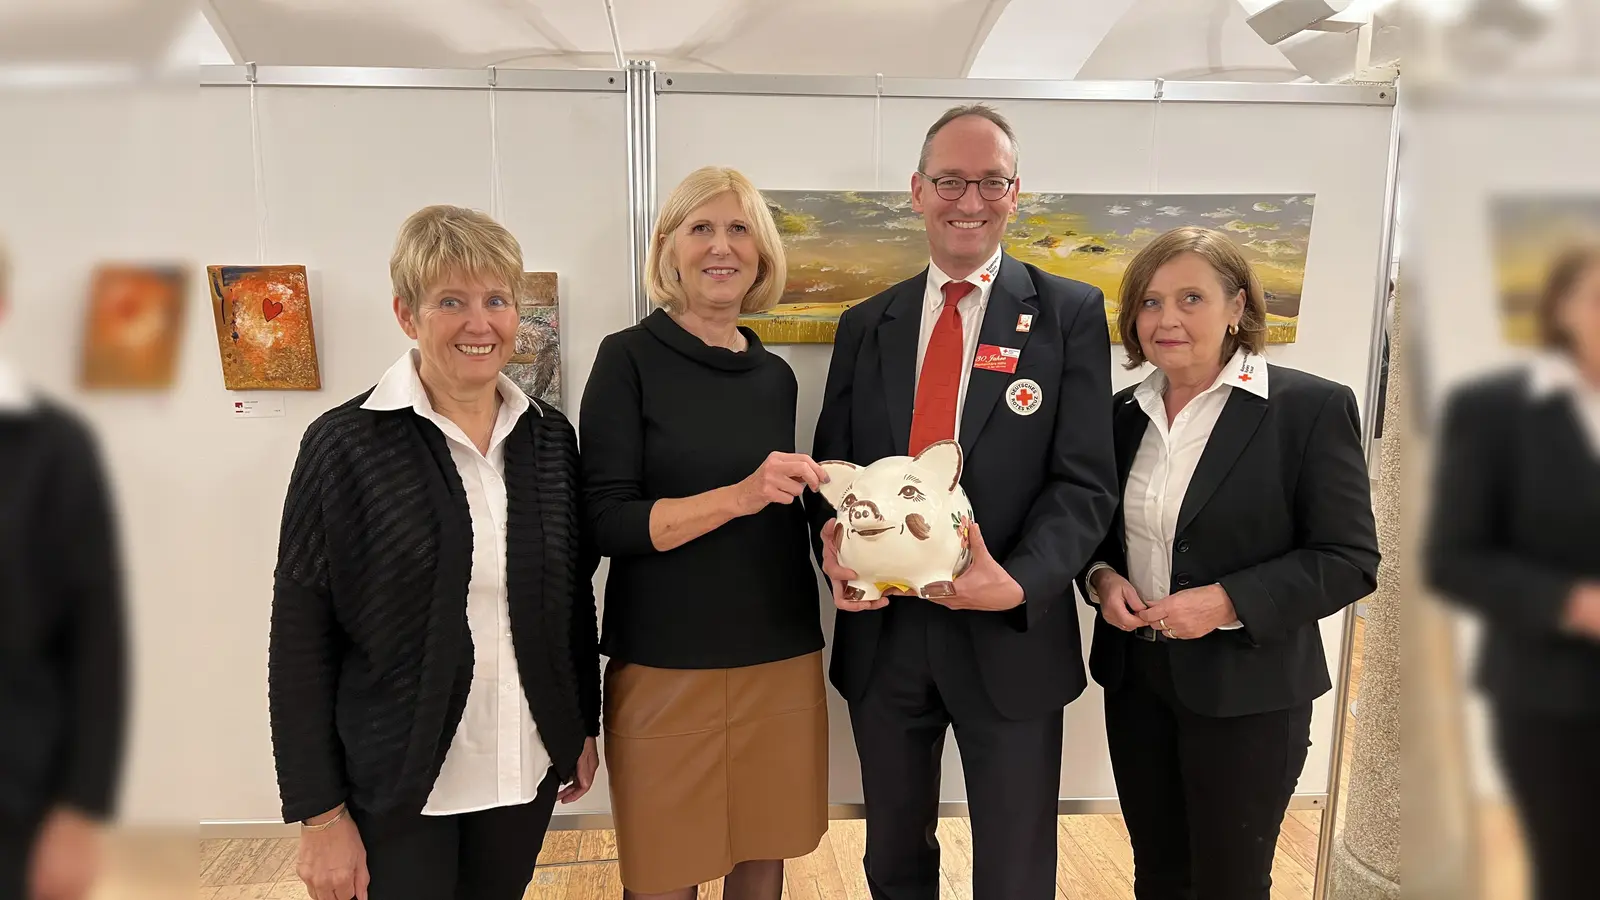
[301,807,346,832]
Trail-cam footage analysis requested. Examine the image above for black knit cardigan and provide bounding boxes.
[268,390,600,823]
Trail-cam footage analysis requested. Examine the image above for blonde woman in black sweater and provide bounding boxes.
[269,205,599,900]
[581,167,829,900]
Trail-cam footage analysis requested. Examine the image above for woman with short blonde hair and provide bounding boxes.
[271,204,600,900]
[581,167,828,900]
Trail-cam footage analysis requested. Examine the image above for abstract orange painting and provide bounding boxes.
[207,265,321,390]
[80,264,187,389]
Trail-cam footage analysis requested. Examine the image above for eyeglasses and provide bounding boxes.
[918,172,1017,202]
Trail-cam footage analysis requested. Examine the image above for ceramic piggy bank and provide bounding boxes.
[818,440,974,604]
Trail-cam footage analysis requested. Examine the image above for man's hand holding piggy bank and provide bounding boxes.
[817,440,1023,613]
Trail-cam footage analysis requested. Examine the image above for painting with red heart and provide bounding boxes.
[207,264,322,390]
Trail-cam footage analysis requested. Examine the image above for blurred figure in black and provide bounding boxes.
[0,238,127,900]
[1425,244,1600,900]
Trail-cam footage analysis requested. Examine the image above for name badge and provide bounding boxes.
[973,344,1021,374]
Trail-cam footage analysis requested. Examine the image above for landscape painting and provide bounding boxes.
[743,191,1316,344]
[80,263,187,389]
[503,271,562,409]
[1489,194,1600,345]
[207,264,321,390]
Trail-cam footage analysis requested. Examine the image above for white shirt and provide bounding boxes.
[914,246,1004,441]
[1527,352,1600,459]
[362,350,552,815]
[0,358,35,412]
[1088,349,1269,631]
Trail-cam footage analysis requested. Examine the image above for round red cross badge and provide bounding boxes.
[1007,378,1043,416]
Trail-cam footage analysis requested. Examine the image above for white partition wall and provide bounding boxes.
[0,69,632,827]
[0,68,1394,843]
[653,75,1398,812]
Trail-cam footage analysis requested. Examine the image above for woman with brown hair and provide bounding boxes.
[1079,225,1379,899]
[1425,244,1600,900]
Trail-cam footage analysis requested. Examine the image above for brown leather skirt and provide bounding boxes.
[603,651,829,893]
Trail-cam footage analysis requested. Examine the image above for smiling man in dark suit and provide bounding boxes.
[808,104,1118,900]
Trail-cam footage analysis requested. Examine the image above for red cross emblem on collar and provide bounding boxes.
[1238,373,1253,382]
[979,273,991,282]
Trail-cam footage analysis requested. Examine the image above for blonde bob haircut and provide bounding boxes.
[1116,226,1268,370]
[390,205,524,314]
[646,166,787,315]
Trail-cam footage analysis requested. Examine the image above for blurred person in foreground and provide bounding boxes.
[1080,227,1378,899]
[269,206,600,900]
[1425,244,1600,900]
[0,237,127,900]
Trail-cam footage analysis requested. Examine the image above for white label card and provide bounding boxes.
[231,396,285,419]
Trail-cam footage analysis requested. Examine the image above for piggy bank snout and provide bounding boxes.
[846,501,892,533]
[848,503,881,523]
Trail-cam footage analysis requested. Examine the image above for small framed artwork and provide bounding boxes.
[504,271,562,410]
[207,264,322,390]
[80,263,187,389]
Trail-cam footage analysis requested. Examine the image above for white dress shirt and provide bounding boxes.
[1528,352,1600,458]
[914,245,1004,441]
[1089,349,1269,631]
[0,358,34,412]
[362,350,552,816]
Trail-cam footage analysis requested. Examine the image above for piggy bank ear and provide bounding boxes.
[818,461,858,509]
[911,440,963,491]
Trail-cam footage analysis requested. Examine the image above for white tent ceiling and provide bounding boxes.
[196,0,1013,75]
[1,0,1415,83]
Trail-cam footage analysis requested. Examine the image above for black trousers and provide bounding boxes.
[1105,638,1312,900]
[1492,705,1600,900]
[352,768,561,900]
[848,599,1063,900]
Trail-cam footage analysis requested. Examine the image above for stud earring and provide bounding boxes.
[1228,322,1239,335]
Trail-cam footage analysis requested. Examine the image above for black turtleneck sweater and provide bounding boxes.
[579,309,824,669]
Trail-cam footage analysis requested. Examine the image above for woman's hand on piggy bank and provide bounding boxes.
[735,451,827,516]
[820,521,889,612]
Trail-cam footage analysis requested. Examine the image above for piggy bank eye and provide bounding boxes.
[899,485,925,501]
[842,493,857,508]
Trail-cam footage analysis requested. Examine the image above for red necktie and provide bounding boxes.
[909,280,974,455]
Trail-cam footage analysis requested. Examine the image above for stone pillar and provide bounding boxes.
[1325,292,1478,899]
[1325,290,1403,900]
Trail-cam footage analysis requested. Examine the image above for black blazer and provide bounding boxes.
[809,254,1118,720]
[1424,370,1600,715]
[0,401,126,822]
[269,392,600,823]
[1082,365,1379,718]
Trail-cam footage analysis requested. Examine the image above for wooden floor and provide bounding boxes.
[141,614,1507,900]
[195,810,1327,900]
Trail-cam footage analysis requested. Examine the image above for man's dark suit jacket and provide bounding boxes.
[1425,369,1600,715]
[808,253,1118,721]
[0,400,126,822]
[1082,366,1380,718]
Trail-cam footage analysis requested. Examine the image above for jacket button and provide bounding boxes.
[1176,540,1189,553]
[1176,573,1192,587]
